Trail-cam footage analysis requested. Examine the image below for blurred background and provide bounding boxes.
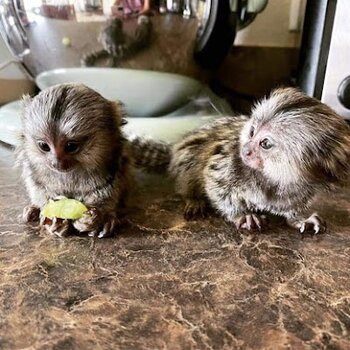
[0,0,349,122]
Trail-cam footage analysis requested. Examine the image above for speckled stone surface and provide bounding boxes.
[0,144,350,350]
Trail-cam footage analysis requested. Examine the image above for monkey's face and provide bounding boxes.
[240,86,350,188]
[33,137,81,173]
[24,121,116,175]
[240,117,301,187]
[22,84,121,175]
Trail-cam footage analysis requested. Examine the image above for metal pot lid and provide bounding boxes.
[0,0,267,78]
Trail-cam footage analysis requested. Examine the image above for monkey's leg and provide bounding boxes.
[97,215,119,238]
[286,212,326,234]
[22,176,50,223]
[211,193,265,231]
[206,179,265,231]
[233,213,265,231]
[81,49,109,67]
[179,179,210,220]
[184,198,209,220]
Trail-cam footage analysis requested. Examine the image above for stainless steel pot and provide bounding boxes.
[0,0,267,79]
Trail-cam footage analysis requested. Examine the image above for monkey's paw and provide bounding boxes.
[91,216,119,239]
[73,207,101,233]
[234,213,264,231]
[40,217,70,237]
[184,199,208,221]
[23,205,40,223]
[291,213,326,234]
[73,209,119,238]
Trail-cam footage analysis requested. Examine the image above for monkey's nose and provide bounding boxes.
[242,144,252,157]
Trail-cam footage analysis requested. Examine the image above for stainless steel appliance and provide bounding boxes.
[298,0,350,119]
[0,0,267,77]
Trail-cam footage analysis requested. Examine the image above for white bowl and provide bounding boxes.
[0,68,229,146]
[0,100,216,146]
[36,68,205,118]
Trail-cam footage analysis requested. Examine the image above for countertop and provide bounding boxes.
[0,144,349,349]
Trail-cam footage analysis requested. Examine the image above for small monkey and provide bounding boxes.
[16,83,131,238]
[81,18,128,67]
[132,88,350,233]
[81,16,152,67]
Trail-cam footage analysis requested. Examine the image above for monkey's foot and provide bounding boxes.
[89,216,119,239]
[234,213,263,231]
[289,213,326,234]
[184,199,208,221]
[40,217,70,237]
[23,205,40,223]
[73,207,101,233]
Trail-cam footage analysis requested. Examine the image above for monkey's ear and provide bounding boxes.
[21,94,32,108]
[112,101,128,126]
[20,94,33,123]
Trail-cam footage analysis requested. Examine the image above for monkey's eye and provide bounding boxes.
[65,141,80,154]
[249,126,255,138]
[259,138,273,150]
[38,141,50,153]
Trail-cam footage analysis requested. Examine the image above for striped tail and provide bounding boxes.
[130,137,172,173]
[81,49,109,67]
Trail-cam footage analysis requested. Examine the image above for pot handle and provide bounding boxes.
[0,0,30,59]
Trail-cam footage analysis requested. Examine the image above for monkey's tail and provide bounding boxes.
[129,137,172,173]
[81,49,109,67]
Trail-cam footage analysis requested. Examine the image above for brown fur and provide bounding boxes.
[16,83,132,238]
[131,87,350,232]
[81,16,152,67]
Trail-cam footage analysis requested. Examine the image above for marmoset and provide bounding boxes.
[17,83,131,238]
[81,18,128,67]
[132,87,350,233]
[81,16,152,67]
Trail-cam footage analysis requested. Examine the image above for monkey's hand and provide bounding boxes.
[184,199,208,220]
[73,208,119,238]
[96,215,119,239]
[23,205,40,223]
[40,217,70,237]
[287,213,326,234]
[73,207,102,234]
[234,213,265,231]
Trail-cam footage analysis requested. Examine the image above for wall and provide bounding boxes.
[235,0,306,48]
[0,36,34,104]
[213,0,307,111]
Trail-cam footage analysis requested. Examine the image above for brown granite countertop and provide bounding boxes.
[0,144,349,350]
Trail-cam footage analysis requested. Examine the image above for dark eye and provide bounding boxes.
[249,126,255,138]
[38,141,50,152]
[65,141,80,154]
[260,138,273,150]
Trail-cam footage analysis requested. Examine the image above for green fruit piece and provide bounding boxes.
[62,36,71,47]
[41,198,88,220]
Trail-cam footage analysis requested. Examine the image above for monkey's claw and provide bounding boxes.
[184,200,208,220]
[298,213,326,234]
[23,205,40,223]
[97,216,119,238]
[234,213,263,231]
[73,207,101,233]
[41,217,70,237]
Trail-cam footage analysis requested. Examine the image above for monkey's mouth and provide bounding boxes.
[48,159,77,173]
[241,154,263,171]
[48,164,75,173]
